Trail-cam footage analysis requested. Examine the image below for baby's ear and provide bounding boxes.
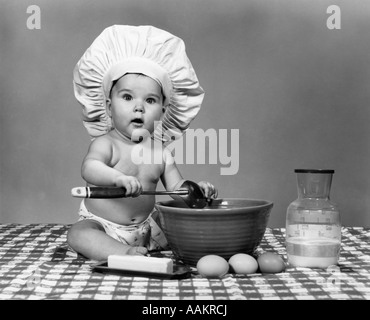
[106,99,112,117]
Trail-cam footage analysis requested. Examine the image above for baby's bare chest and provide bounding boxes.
[111,144,164,183]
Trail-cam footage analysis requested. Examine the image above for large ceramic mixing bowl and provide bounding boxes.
[155,198,273,266]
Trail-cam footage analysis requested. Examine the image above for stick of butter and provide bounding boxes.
[107,255,174,274]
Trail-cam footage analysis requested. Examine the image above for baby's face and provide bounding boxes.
[107,74,164,141]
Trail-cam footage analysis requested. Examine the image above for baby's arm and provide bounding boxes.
[160,148,218,199]
[197,181,218,199]
[160,148,185,192]
[81,137,141,196]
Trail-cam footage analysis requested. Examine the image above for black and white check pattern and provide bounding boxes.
[0,224,369,300]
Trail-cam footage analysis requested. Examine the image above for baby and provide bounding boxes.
[68,26,217,261]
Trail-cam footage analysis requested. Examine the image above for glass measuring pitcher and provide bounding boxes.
[286,169,341,268]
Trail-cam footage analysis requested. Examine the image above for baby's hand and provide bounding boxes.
[114,175,142,197]
[197,181,218,200]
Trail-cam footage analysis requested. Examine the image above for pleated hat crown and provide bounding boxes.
[73,25,204,142]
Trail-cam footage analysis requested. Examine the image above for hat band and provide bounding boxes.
[102,57,172,106]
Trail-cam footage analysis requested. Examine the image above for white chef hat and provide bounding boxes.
[73,25,204,142]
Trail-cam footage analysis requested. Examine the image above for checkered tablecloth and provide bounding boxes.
[0,224,369,300]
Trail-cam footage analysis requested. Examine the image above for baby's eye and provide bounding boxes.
[146,97,157,104]
[122,94,132,101]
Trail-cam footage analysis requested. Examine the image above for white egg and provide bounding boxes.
[196,255,229,278]
[228,253,258,274]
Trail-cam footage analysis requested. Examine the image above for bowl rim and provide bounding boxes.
[155,198,273,214]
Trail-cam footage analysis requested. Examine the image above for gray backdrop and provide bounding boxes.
[1,0,369,227]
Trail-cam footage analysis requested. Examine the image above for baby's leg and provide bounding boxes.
[67,219,148,261]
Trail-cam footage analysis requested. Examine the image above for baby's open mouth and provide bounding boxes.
[131,118,144,124]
